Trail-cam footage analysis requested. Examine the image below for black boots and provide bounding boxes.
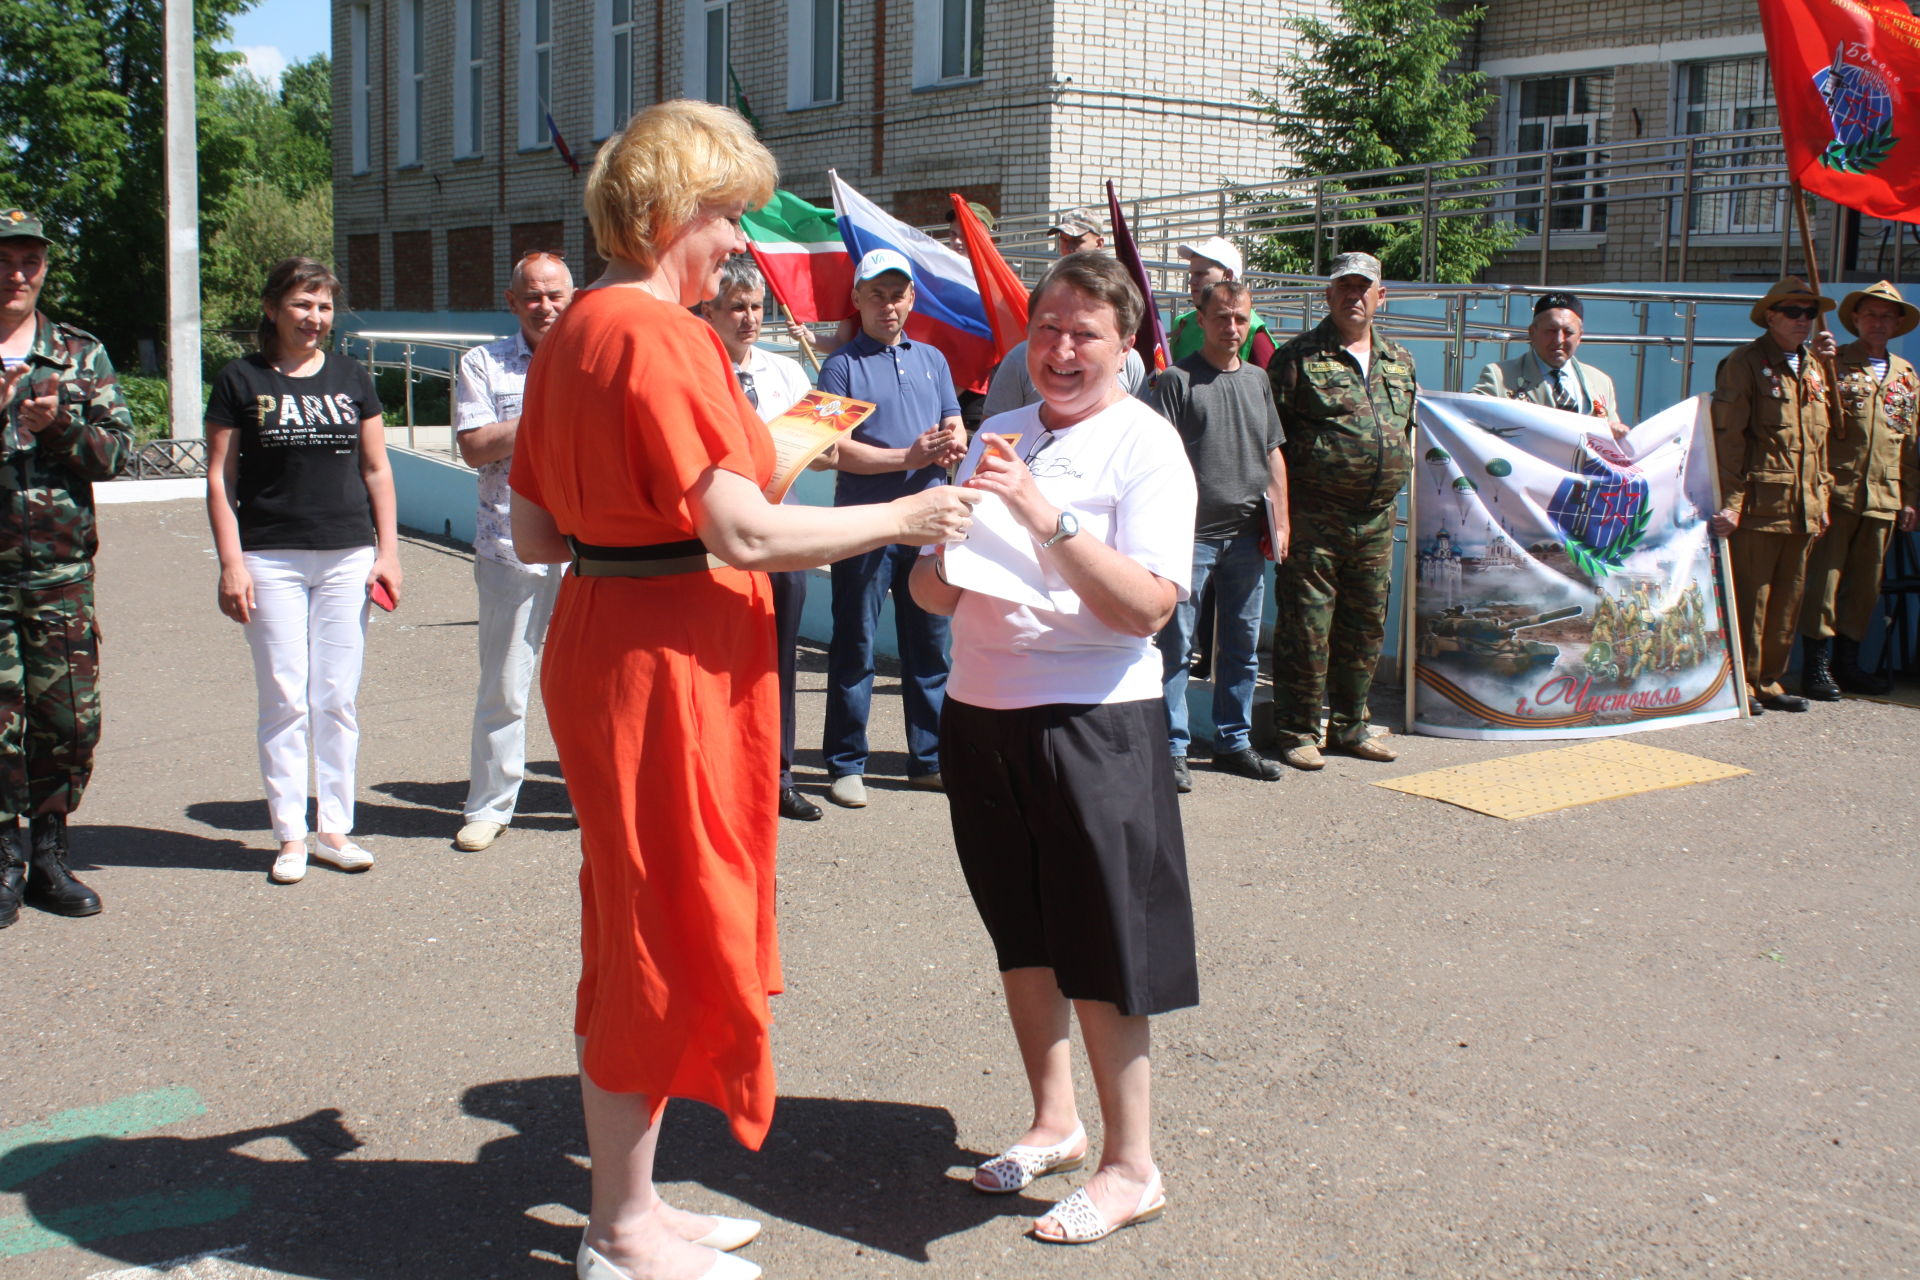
[0,822,23,928]
[22,813,102,918]
[1801,636,1842,701]
[1834,635,1892,695]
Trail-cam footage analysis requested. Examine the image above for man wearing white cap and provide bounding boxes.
[1166,237,1276,369]
[818,249,969,808]
[983,214,1146,416]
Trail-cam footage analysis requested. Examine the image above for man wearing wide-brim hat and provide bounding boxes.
[1796,279,1919,699]
[1709,276,1838,715]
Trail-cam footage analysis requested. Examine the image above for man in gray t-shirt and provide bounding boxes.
[1153,280,1289,789]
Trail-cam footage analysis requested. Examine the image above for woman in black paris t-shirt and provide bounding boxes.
[204,256,401,886]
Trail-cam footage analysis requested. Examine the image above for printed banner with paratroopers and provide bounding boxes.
[1408,392,1745,740]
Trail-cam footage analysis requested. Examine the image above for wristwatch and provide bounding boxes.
[1039,510,1079,549]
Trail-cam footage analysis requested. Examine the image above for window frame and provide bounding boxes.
[395,0,425,169]
[453,0,485,159]
[595,0,638,139]
[1503,73,1609,237]
[912,0,985,90]
[349,3,371,174]
[787,0,842,110]
[1676,55,1783,239]
[519,0,556,150]
[683,0,733,105]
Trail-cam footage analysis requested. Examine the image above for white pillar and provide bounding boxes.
[163,0,202,441]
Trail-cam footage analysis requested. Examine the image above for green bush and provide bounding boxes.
[119,374,171,445]
[373,367,452,429]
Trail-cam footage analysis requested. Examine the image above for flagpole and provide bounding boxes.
[1791,182,1847,433]
[790,323,822,377]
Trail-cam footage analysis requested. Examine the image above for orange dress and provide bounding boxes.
[511,288,780,1149]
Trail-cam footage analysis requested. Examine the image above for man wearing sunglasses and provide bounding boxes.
[1710,277,1839,715]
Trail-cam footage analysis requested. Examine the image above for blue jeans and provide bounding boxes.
[1157,532,1267,757]
[824,543,950,778]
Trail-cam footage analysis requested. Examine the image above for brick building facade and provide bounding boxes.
[329,0,1333,316]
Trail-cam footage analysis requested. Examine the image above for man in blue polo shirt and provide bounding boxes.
[818,249,967,809]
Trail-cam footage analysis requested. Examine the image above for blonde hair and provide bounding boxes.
[585,101,777,271]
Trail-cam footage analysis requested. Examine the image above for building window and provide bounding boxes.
[913,0,984,88]
[596,0,637,138]
[349,4,370,174]
[788,0,841,109]
[683,0,732,104]
[396,0,425,168]
[1507,74,1609,234]
[1681,56,1782,236]
[520,0,556,149]
[453,0,484,158]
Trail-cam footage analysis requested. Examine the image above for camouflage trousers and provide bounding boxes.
[1271,502,1395,749]
[0,579,101,820]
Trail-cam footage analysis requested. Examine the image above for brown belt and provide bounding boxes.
[568,536,726,578]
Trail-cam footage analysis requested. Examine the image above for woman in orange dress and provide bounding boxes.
[508,101,977,1280]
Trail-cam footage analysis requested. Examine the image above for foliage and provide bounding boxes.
[374,369,452,430]
[203,179,334,331]
[1248,0,1518,284]
[0,0,252,359]
[119,373,172,446]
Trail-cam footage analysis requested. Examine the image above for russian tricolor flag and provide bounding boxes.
[829,171,998,393]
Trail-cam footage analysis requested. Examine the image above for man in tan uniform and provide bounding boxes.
[1710,278,1837,714]
[1798,280,1920,698]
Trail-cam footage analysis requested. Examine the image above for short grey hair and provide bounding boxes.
[712,255,765,301]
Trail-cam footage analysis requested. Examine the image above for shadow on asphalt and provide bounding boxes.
[11,1076,1035,1274]
[184,791,575,841]
[372,778,574,823]
[64,825,261,873]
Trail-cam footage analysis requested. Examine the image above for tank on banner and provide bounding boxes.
[1409,392,1743,740]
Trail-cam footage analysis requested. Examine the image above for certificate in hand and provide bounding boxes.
[762,390,876,502]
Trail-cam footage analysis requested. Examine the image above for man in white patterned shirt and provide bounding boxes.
[452,251,573,851]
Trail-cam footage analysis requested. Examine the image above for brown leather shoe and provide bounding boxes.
[1279,743,1326,771]
[1330,734,1399,762]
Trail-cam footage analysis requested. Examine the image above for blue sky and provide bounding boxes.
[221,0,331,89]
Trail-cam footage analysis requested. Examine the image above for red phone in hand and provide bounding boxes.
[369,580,397,612]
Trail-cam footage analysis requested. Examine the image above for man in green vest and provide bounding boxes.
[1166,237,1276,370]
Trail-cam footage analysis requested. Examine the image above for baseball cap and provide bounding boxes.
[951,200,997,231]
[0,209,51,245]
[1327,251,1382,283]
[1533,291,1584,318]
[1049,208,1106,239]
[853,248,913,284]
[1178,237,1244,280]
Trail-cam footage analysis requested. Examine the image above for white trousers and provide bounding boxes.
[463,555,561,823]
[242,547,377,842]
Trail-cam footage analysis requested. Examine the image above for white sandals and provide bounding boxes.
[970,1123,1088,1193]
[1030,1167,1166,1244]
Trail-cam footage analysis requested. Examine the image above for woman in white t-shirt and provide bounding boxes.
[909,254,1199,1245]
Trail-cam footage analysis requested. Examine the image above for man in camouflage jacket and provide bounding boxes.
[0,209,132,926]
[1267,252,1419,770]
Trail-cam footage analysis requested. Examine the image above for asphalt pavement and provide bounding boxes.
[4,493,1915,1280]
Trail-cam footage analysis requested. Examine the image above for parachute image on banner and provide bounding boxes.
[1410,392,1744,740]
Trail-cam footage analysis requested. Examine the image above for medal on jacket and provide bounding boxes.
[1763,366,1785,400]
[1590,396,1609,420]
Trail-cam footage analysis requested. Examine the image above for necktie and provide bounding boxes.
[1549,368,1577,413]
[736,369,758,408]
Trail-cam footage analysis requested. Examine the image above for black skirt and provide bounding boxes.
[941,696,1199,1017]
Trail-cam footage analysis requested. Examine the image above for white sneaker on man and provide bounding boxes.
[454,820,507,852]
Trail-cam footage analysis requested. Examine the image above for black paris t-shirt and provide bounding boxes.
[206,353,385,551]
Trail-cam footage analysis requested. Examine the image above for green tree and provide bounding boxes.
[0,0,251,361]
[1250,0,1517,283]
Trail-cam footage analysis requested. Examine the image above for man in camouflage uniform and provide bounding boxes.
[1709,276,1836,715]
[1267,252,1418,770]
[0,209,131,926]
[1797,280,1919,699]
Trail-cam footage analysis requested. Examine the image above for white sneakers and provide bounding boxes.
[271,838,374,882]
[454,819,506,852]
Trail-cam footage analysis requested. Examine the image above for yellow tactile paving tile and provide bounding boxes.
[1373,739,1751,820]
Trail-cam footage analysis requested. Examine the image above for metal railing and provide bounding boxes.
[990,126,1918,286]
[337,329,501,457]
[123,438,208,479]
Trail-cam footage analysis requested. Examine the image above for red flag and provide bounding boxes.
[950,195,1027,363]
[1760,0,1920,222]
[1105,181,1170,373]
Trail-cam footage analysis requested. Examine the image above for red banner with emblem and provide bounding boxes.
[1760,0,1920,222]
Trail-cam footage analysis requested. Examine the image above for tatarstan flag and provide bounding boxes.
[1760,0,1920,222]
[742,190,855,323]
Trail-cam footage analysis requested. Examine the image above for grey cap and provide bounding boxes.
[1327,251,1382,283]
[1050,208,1107,239]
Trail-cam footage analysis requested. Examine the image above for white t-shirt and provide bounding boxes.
[936,395,1196,710]
[734,345,813,504]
